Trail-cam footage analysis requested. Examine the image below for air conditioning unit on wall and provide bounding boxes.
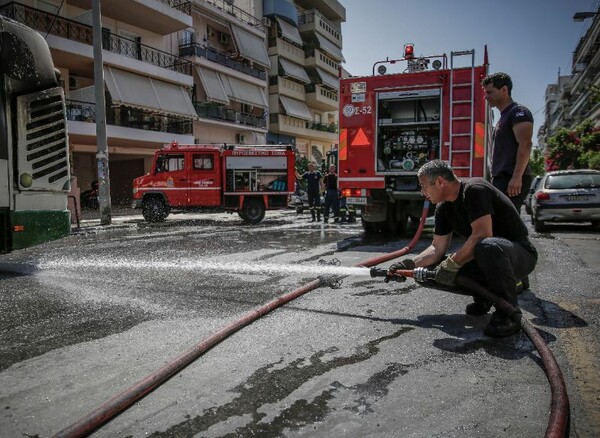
[219,32,230,44]
[237,133,246,143]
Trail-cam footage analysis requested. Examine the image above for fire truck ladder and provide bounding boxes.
[449,50,476,176]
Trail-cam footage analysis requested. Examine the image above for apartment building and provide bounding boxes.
[264,0,345,163]
[540,8,600,149]
[184,0,345,164]
[181,0,271,146]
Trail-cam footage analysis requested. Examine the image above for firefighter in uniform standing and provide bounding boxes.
[298,162,323,222]
[323,165,341,223]
[482,72,533,212]
[388,160,538,337]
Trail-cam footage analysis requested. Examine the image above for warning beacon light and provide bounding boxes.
[403,43,415,59]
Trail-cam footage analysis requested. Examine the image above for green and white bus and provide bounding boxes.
[0,15,71,253]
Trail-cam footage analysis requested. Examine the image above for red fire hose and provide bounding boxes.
[52,201,569,438]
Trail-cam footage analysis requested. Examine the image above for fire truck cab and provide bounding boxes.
[132,143,295,224]
[338,46,492,234]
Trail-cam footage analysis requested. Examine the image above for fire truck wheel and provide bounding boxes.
[361,217,379,234]
[242,199,265,224]
[142,197,169,222]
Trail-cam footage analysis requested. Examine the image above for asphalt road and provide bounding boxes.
[0,209,598,437]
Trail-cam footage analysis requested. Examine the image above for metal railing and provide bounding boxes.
[66,99,193,135]
[194,103,267,128]
[199,0,262,27]
[179,43,266,80]
[156,0,192,15]
[297,9,341,41]
[269,113,337,133]
[305,84,339,102]
[0,2,192,75]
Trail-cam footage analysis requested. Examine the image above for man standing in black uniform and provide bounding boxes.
[299,162,323,222]
[482,72,534,212]
[389,160,538,337]
[323,164,341,223]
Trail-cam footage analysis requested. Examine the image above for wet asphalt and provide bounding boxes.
[0,208,598,437]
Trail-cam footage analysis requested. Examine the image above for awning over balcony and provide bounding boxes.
[279,58,310,84]
[315,67,339,90]
[315,34,344,62]
[276,17,303,46]
[221,75,268,109]
[279,95,312,121]
[103,66,196,118]
[230,25,271,68]
[196,67,229,105]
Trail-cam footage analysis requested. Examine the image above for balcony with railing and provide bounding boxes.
[269,76,306,102]
[304,47,339,77]
[297,9,342,48]
[0,2,192,75]
[66,99,193,135]
[66,0,192,34]
[305,83,338,111]
[179,43,266,80]
[269,113,337,140]
[194,103,267,129]
[267,37,306,66]
[196,0,262,27]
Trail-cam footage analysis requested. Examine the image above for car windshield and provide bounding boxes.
[546,173,600,189]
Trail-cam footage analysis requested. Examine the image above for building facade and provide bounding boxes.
[0,0,345,206]
[540,9,600,149]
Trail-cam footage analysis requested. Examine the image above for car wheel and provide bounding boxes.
[533,214,546,232]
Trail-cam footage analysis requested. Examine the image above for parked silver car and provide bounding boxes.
[524,175,542,215]
[530,169,600,232]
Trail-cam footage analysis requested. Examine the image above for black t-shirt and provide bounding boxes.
[302,171,322,193]
[323,173,338,190]
[434,178,529,241]
[491,102,533,178]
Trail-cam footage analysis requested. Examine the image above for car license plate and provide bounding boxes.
[566,195,588,201]
[346,196,367,205]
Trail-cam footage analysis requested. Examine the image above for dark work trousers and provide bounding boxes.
[324,189,340,221]
[492,174,532,213]
[307,191,321,220]
[458,237,538,316]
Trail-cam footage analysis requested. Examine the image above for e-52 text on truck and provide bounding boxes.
[1,15,71,253]
[337,44,492,234]
[132,142,296,224]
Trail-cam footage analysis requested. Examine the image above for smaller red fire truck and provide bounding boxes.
[132,143,296,224]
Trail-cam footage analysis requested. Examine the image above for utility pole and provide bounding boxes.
[92,0,111,225]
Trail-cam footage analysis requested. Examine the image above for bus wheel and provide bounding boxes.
[242,199,265,224]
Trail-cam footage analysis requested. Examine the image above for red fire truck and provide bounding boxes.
[338,44,492,234]
[132,143,296,224]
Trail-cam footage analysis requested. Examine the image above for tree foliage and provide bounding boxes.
[529,148,545,176]
[545,120,600,171]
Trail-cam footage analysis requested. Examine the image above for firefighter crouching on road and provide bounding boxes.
[389,160,538,337]
[297,162,323,222]
[323,165,341,223]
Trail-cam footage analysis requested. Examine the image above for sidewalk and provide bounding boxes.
[72,207,143,231]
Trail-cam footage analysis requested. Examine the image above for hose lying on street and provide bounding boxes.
[52,200,569,438]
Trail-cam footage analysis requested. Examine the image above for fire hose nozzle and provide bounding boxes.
[370,267,407,283]
[369,268,387,278]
